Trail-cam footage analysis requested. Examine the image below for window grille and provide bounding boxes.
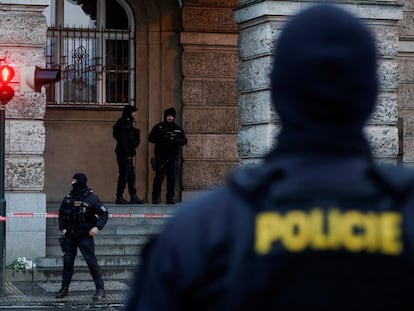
[45,26,134,107]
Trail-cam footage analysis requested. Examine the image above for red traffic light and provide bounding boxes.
[0,85,14,103]
[0,65,14,84]
[0,65,15,104]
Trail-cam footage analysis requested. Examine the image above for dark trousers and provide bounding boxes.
[116,153,136,196]
[152,158,178,201]
[61,235,104,290]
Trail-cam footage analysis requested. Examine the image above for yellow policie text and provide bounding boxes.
[255,208,402,256]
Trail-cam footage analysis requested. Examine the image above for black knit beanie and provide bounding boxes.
[271,4,378,155]
[122,105,137,117]
[164,108,176,120]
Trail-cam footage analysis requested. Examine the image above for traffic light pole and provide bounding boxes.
[0,105,5,295]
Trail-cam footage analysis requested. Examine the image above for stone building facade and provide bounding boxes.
[0,0,413,266]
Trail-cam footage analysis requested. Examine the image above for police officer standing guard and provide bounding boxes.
[148,107,187,204]
[55,173,108,301]
[113,105,144,204]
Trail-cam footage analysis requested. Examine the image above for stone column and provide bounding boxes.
[0,0,48,264]
[235,1,403,165]
[180,1,240,199]
[398,0,414,164]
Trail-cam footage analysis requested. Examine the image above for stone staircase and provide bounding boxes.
[28,203,179,283]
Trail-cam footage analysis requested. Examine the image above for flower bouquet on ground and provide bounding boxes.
[6,256,35,270]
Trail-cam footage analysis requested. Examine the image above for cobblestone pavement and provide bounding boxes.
[0,281,129,310]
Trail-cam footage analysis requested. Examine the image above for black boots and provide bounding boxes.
[55,285,69,298]
[117,194,144,204]
[116,195,129,204]
[93,288,105,301]
[131,194,144,204]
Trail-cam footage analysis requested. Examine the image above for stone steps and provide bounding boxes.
[31,203,178,282]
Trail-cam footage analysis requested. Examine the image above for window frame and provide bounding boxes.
[44,0,136,108]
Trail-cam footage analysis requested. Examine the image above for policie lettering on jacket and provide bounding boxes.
[255,208,402,255]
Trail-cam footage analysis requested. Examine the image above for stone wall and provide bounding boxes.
[235,0,403,165]
[0,1,48,264]
[180,0,240,198]
[398,0,414,165]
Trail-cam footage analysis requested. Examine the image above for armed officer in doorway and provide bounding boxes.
[55,173,108,301]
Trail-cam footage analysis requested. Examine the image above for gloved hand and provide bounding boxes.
[165,131,176,141]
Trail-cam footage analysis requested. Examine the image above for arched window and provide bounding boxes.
[43,0,135,107]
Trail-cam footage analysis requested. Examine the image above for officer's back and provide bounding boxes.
[125,4,414,310]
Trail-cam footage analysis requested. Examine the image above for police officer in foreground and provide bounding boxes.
[55,173,108,301]
[125,4,414,310]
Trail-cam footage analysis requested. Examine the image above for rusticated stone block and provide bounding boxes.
[183,79,238,105]
[237,56,272,93]
[399,57,414,83]
[403,136,414,162]
[403,0,414,10]
[6,92,46,119]
[401,109,414,136]
[400,11,414,37]
[5,155,44,190]
[183,107,238,133]
[378,59,399,90]
[238,22,281,60]
[183,80,203,103]
[183,134,238,159]
[6,120,45,154]
[239,90,277,126]
[368,92,398,124]
[182,50,238,77]
[0,13,46,46]
[364,125,398,158]
[372,25,399,58]
[398,83,414,109]
[183,7,238,32]
[183,160,238,189]
[205,80,238,105]
[238,123,279,159]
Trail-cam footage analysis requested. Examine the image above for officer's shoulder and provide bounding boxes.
[373,164,414,191]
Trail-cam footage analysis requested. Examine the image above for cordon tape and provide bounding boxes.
[0,212,174,222]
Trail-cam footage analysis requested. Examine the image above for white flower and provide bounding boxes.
[7,257,34,270]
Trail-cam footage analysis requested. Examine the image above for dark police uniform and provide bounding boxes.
[125,156,414,310]
[148,108,187,204]
[57,182,108,299]
[114,105,143,204]
[125,4,414,310]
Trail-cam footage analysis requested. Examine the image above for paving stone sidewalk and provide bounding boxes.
[0,280,129,307]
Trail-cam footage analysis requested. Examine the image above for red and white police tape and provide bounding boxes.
[0,212,174,222]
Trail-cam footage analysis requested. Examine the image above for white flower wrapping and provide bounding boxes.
[7,256,36,270]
